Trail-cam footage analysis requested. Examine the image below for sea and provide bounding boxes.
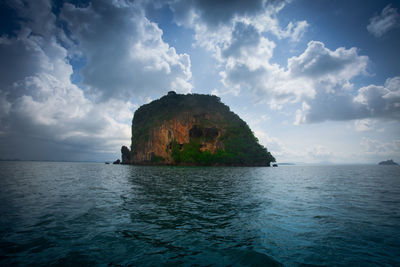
[0,161,399,266]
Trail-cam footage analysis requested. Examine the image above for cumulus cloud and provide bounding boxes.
[164,0,307,51]
[248,40,399,124]
[61,0,192,100]
[0,0,192,161]
[0,26,127,160]
[165,0,399,126]
[213,25,315,108]
[222,38,370,113]
[1,73,131,150]
[214,24,399,125]
[288,41,368,81]
[150,0,310,110]
[163,0,400,126]
[367,4,400,38]
[250,11,309,42]
[354,77,400,118]
[296,75,400,124]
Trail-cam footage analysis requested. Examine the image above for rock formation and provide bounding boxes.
[121,146,131,164]
[129,92,275,166]
[378,159,398,165]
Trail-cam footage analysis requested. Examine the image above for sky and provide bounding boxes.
[0,0,399,164]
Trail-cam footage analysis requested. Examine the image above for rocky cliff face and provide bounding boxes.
[130,92,275,166]
[132,114,223,164]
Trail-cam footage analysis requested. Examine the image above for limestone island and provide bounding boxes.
[120,91,275,166]
[378,159,398,165]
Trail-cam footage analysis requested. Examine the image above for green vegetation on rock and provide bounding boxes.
[150,153,164,163]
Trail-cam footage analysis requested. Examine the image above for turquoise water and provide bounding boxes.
[0,162,399,266]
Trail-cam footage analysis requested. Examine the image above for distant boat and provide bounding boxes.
[378,159,398,165]
[105,162,110,164]
[272,164,278,167]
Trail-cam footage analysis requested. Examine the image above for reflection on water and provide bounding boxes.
[0,162,399,266]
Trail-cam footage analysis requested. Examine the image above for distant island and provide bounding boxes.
[120,92,275,166]
[378,159,398,165]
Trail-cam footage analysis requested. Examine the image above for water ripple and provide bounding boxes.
[0,162,399,266]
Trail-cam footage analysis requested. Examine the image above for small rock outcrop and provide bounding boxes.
[129,92,275,166]
[379,159,398,165]
[121,146,131,164]
[113,159,121,164]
